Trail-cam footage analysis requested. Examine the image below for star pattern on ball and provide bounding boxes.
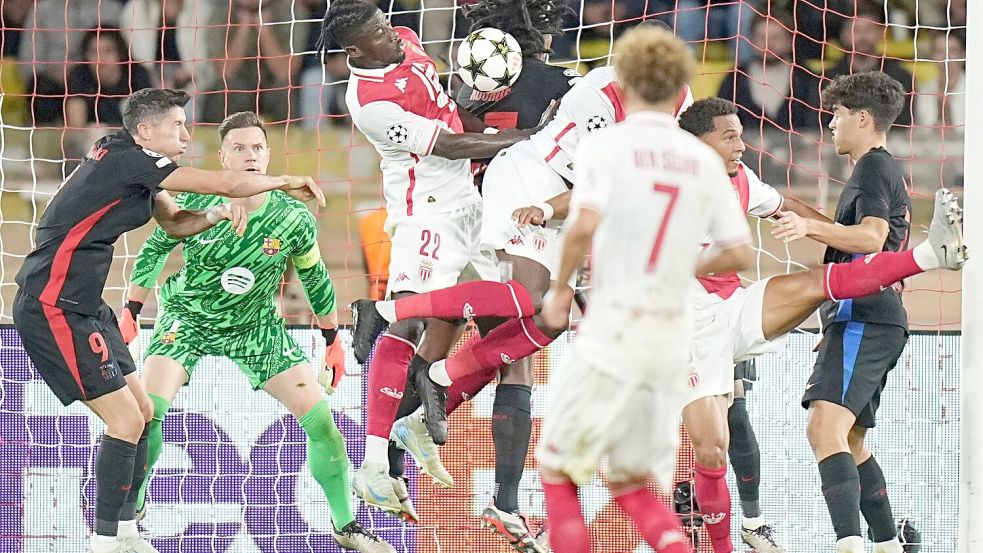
[463,53,489,80]
[586,115,609,133]
[491,35,513,57]
[386,124,409,144]
[493,67,517,90]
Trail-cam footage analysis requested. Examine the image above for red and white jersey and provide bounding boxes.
[696,162,784,298]
[527,66,693,183]
[570,111,750,367]
[346,27,479,220]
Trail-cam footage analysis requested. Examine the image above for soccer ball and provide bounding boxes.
[457,27,523,93]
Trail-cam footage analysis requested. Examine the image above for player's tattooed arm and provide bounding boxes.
[152,191,250,239]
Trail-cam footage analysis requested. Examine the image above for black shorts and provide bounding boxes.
[13,291,135,406]
[734,359,757,393]
[801,321,907,428]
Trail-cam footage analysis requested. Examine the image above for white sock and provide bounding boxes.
[912,240,940,270]
[873,538,904,553]
[89,534,118,552]
[429,359,453,386]
[375,300,397,322]
[835,535,864,553]
[364,435,390,469]
[742,515,765,530]
[117,519,139,538]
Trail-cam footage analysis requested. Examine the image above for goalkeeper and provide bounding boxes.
[119,112,395,553]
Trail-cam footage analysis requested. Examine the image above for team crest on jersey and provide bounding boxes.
[262,237,282,256]
[533,231,548,252]
[419,259,433,283]
[586,115,609,133]
[687,370,699,389]
[161,331,177,344]
[387,124,409,144]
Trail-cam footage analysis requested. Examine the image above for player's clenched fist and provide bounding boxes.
[118,300,143,345]
[281,175,325,207]
[318,328,346,394]
[542,285,573,329]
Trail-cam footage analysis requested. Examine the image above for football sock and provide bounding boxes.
[445,317,553,381]
[542,476,590,553]
[385,280,535,321]
[117,519,139,538]
[823,251,922,301]
[727,397,761,519]
[492,384,532,514]
[388,440,406,479]
[694,463,733,552]
[858,456,897,543]
[613,484,691,553]
[873,538,904,553]
[912,238,942,270]
[836,536,865,553]
[819,452,862,540]
[94,434,137,536]
[446,368,497,413]
[120,424,150,521]
[365,335,416,445]
[299,400,356,529]
[136,393,170,511]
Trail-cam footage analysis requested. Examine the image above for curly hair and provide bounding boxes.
[462,0,572,56]
[678,98,739,137]
[319,0,379,51]
[613,26,693,105]
[822,71,905,132]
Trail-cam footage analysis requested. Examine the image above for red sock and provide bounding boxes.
[823,251,921,301]
[694,464,733,553]
[446,369,497,413]
[613,485,692,553]
[445,317,553,381]
[365,335,415,439]
[542,476,590,553]
[393,280,535,320]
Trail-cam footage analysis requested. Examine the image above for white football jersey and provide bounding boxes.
[527,66,693,183]
[570,111,750,369]
[346,27,480,223]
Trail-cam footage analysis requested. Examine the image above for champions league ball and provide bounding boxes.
[457,27,523,93]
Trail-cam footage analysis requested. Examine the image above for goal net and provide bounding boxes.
[0,0,966,551]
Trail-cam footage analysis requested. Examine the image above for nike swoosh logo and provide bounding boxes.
[199,237,222,244]
[805,383,816,390]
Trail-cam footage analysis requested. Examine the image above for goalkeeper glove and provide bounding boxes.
[318,327,346,394]
[119,300,143,345]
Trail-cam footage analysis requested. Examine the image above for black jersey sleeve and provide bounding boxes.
[851,154,894,222]
[112,147,180,195]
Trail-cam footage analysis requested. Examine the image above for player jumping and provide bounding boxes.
[12,89,322,553]
[319,0,555,522]
[537,24,753,553]
[119,112,394,552]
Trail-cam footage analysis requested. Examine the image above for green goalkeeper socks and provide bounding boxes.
[135,393,171,512]
[299,400,355,529]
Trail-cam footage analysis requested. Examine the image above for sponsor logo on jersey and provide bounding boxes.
[419,260,433,283]
[702,512,726,525]
[262,237,282,256]
[508,234,524,246]
[394,272,411,283]
[221,267,256,295]
[469,88,510,102]
[395,77,408,93]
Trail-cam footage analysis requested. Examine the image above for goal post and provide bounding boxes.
[959,0,981,550]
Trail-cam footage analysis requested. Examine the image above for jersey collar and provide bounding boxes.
[625,111,675,125]
[347,57,398,83]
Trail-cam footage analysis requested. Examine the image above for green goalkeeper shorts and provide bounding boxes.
[144,307,309,390]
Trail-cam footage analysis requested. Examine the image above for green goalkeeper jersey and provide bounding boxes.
[130,191,335,330]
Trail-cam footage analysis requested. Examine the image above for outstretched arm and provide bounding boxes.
[152,191,249,239]
[160,168,324,205]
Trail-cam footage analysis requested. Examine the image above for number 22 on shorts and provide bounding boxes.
[419,229,441,260]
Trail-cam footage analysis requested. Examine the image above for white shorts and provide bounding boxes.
[480,141,570,279]
[385,203,500,296]
[685,277,785,405]
[537,353,687,489]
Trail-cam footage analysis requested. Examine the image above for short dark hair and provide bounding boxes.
[319,0,380,50]
[463,0,572,57]
[218,111,267,143]
[120,88,190,134]
[678,97,739,137]
[822,71,905,132]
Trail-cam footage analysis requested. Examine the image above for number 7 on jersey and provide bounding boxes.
[647,183,679,271]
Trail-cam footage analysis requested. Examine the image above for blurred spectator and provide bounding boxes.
[716,12,821,131]
[66,29,152,128]
[824,7,914,127]
[18,0,124,125]
[916,31,965,129]
[298,0,350,128]
[790,0,849,63]
[120,0,222,95]
[203,0,306,123]
[2,0,30,57]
